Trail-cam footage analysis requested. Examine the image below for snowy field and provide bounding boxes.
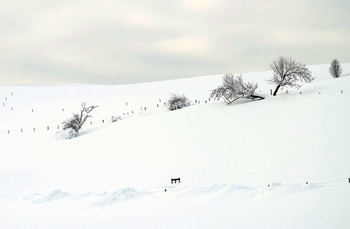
[1,64,350,228]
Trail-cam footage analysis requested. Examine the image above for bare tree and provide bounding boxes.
[210,74,264,104]
[167,94,190,111]
[329,58,342,78]
[62,102,98,132]
[267,56,314,96]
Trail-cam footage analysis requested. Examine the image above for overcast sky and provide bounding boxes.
[1,0,349,85]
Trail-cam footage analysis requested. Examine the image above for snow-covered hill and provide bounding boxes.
[1,64,350,228]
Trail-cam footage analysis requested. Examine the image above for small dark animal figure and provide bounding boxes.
[171,178,181,184]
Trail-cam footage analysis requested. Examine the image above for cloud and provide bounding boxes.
[181,0,218,11]
[0,0,349,85]
[151,37,210,55]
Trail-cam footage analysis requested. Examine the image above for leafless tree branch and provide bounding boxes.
[267,56,314,96]
[210,74,264,104]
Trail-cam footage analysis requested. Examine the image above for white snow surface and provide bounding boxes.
[1,64,350,228]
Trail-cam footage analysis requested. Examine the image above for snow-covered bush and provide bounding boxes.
[59,103,98,139]
[112,115,122,122]
[62,114,81,132]
[329,58,342,78]
[56,128,78,140]
[210,74,264,104]
[62,102,98,133]
[167,94,191,111]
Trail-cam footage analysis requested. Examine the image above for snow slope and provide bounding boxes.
[1,64,350,228]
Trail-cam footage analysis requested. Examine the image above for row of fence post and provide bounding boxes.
[269,89,345,95]
[4,88,345,112]
[266,178,350,187]
[8,89,348,135]
[3,115,127,134]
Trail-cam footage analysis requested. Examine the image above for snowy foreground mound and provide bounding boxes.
[1,182,349,228]
[1,64,350,228]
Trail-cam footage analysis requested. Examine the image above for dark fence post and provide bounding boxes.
[47,126,49,130]
[33,128,35,132]
[8,130,10,134]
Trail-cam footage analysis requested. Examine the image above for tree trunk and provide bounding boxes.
[272,84,282,96]
[250,94,265,100]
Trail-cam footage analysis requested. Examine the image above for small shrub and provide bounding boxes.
[329,58,342,78]
[167,94,190,111]
[58,102,98,139]
[62,114,81,132]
